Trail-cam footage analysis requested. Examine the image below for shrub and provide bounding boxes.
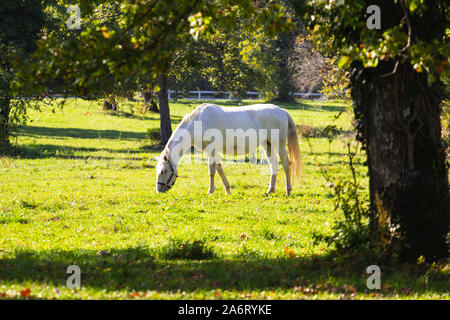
[160,239,215,260]
[313,141,375,258]
[146,127,161,144]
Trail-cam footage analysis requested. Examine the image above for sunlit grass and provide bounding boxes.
[0,98,447,300]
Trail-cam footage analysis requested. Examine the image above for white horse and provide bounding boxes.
[156,103,302,195]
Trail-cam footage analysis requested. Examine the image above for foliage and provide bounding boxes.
[12,0,295,97]
[441,73,450,161]
[160,238,216,260]
[169,1,299,100]
[310,139,373,258]
[145,127,161,145]
[295,0,449,85]
[0,0,49,148]
[442,101,450,161]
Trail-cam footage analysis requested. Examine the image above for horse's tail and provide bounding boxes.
[286,111,302,184]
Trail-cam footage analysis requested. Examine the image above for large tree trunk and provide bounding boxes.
[157,73,172,146]
[353,62,448,261]
[143,88,159,113]
[0,97,11,151]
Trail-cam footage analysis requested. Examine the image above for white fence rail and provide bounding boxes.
[168,90,323,100]
[19,91,324,101]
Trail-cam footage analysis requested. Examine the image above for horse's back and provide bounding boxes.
[187,103,291,155]
[192,103,288,125]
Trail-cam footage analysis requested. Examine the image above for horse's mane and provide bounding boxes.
[161,147,171,160]
[160,103,213,163]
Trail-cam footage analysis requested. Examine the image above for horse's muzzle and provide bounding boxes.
[156,184,170,193]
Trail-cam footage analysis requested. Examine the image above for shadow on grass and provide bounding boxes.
[103,110,184,124]
[4,144,151,160]
[0,247,447,297]
[103,111,160,121]
[17,126,147,140]
[138,144,164,152]
[276,101,347,113]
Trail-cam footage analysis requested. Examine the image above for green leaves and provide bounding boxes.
[336,55,350,69]
[188,12,212,41]
[300,0,448,86]
[15,0,302,98]
[409,0,418,12]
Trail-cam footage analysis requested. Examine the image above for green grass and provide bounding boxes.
[0,98,448,300]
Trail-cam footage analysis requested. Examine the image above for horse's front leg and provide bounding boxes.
[215,163,231,194]
[208,160,216,195]
[262,142,278,194]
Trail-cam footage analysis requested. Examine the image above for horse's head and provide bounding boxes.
[156,151,178,193]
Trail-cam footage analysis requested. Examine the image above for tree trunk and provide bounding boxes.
[353,62,448,261]
[143,88,159,113]
[103,98,118,111]
[0,97,11,151]
[157,73,172,146]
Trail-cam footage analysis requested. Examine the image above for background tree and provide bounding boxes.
[292,30,349,98]
[272,31,297,101]
[295,0,449,261]
[140,73,159,114]
[13,0,294,144]
[0,0,48,150]
[169,1,301,101]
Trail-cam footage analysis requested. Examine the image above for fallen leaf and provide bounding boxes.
[284,246,295,258]
[20,288,31,297]
[129,292,143,298]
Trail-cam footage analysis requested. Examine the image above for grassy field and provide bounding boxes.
[0,98,448,300]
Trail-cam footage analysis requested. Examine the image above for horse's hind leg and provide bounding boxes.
[262,142,278,194]
[215,162,231,194]
[267,155,279,194]
[279,146,292,196]
[208,159,216,195]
